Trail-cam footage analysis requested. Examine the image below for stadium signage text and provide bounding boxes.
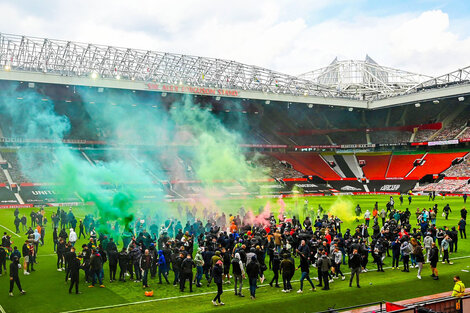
[146,83,239,97]
[380,185,401,191]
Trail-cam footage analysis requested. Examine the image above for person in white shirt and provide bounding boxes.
[69,228,77,247]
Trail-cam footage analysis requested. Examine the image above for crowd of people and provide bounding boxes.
[1,197,468,306]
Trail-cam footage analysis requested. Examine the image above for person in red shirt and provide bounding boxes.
[325,230,332,245]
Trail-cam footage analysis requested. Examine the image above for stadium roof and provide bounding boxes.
[299,55,432,100]
[0,32,470,109]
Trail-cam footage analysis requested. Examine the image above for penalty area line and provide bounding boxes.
[0,224,21,237]
[60,254,470,313]
[0,304,6,313]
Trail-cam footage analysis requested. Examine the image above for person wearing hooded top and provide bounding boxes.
[172,250,183,286]
[207,250,221,286]
[269,251,281,288]
[68,250,81,294]
[280,252,294,292]
[255,245,266,283]
[297,251,316,293]
[9,256,25,296]
[211,260,224,306]
[180,253,195,292]
[69,228,77,247]
[89,249,104,288]
[57,238,66,271]
[246,247,256,265]
[118,248,129,282]
[246,255,260,300]
[231,252,245,297]
[202,248,214,283]
[148,243,158,279]
[157,249,170,284]
[317,251,331,290]
[130,244,142,282]
[108,247,118,282]
[450,226,458,253]
[194,248,204,287]
[400,239,411,272]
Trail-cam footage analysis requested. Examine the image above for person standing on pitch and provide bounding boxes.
[349,249,361,288]
[429,242,439,280]
[458,217,466,239]
[9,256,26,296]
[232,252,245,296]
[269,252,280,288]
[69,251,81,294]
[246,255,260,299]
[441,235,453,265]
[296,251,316,293]
[212,260,224,306]
[180,253,195,292]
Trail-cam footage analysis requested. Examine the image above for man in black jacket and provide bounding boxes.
[459,217,466,239]
[89,249,104,288]
[108,248,118,282]
[246,255,260,299]
[22,241,30,275]
[9,256,26,296]
[0,244,7,275]
[172,251,183,286]
[78,219,86,239]
[317,252,331,290]
[349,249,361,288]
[180,254,195,292]
[280,252,295,292]
[297,252,315,293]
[68,252,81,294]
[140,249,152,288]
[269,252,280,288]
[118,248,129,282]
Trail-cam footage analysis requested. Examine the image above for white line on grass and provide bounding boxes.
[60,254,470,313]
[0,224,21,237]
[0,304,6,313]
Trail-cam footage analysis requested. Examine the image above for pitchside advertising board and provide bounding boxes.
[328,180,418,194]
[2,179,419,207]
[0,186,19,204]
[19,185,81,204]
[367,180,417,193]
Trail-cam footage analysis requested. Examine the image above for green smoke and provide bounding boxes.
[0,83,270,231]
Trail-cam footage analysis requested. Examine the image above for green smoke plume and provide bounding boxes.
[0,83,270,233]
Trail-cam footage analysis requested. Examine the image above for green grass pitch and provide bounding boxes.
[0,195,469,313]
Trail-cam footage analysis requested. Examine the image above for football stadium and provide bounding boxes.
[0,6,470,313]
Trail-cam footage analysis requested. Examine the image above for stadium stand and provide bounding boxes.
[332,155,356,178]
[342,154,363,178]
[457,183,470,193]
[1,151,29,183]
[459,127,470,139]
[386,153,424,178]
[329,131,366,145]
[288,134,331,145]
[269,152,341,179]
[414,179,467,193]
[368,131,411,144]
[433,117,468,141]
[356,154,391,179]
[413,129,436,142]
[443,156,470,177]
[251,153,303,178]
[408,152,468,178]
